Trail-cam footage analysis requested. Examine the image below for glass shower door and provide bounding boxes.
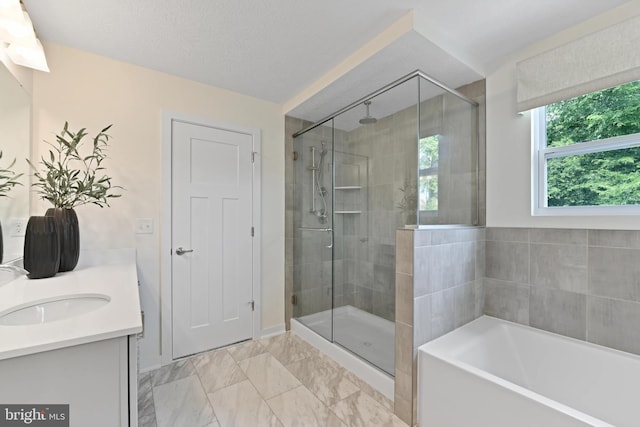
[292,121,334,340]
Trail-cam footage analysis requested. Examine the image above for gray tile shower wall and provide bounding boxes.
[337,100,418,323]
[394,226,485,426]
[412,227,485,344]
[485,227,640,356]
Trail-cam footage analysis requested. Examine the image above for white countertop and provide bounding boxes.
[0,249,142,361]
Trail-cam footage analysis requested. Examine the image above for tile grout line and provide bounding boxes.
[289,336,400,425]
[286,354,361,416]
[241,340,307,426]
[262,391,288,427]
[193,354,220,427]
[143,334,405,427]
[282,337,376,425]
[238,354,288,427]
[149,383,157,427]
[585,231,590,342]
[141,373,158,427]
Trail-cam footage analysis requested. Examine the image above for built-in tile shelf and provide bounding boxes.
[335,211,362,214]
[335,186,362,190]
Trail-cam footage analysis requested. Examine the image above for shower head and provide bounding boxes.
[359,100,377,125]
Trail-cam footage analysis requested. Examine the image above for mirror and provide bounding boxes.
[0,61,30,263]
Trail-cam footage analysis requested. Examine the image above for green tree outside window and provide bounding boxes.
[545,81,640,207]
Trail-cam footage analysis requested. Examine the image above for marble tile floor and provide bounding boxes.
[139,332,408,427]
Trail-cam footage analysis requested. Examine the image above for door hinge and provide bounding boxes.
[251,151,258,163]
[251,300,255,311]
[291,294,297,305]
[251,226,255,237]
[138,310,145,339]
[293,151,298,161]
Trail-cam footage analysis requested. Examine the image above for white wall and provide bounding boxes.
[31,42,284,370]
[486,3,640,230]
[0,62,30,261]
[0,51,33,96]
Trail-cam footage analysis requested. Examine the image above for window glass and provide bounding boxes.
[547,147,640,207]
[546,80,640,147]
[419,135,439,211]
[535,81,640,211]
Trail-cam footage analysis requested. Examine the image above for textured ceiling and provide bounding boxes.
[22,0,632,113]
[22,0,414,103]
[288,31,482,131]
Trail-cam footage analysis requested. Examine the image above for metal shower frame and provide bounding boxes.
[291,68,481,226]
[292,69,478,138]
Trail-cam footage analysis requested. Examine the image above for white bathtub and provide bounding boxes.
[418,316,640,427]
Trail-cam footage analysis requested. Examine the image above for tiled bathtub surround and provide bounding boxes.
[394,226,485,425]
[485,227,640,356]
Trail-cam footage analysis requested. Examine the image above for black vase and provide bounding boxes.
[23,216,60,279]
[46,208,80,272]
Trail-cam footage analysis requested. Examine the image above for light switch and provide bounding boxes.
[135,218,154,234]
[7,217,27,237]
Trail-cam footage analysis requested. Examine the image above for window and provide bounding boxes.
[419,135,439,211]
[533,80,640,214]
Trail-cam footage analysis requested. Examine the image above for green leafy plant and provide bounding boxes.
[397,176,417,212]
[545,80,640,207]
[28,122,122,208]
[0,150,23,198]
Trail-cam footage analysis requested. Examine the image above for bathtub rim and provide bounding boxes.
[422,315,640,364]
[418,315,635,427]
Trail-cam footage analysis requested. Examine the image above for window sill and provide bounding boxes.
[533,205,640,216]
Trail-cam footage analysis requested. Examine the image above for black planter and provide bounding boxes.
[46,208,80,272]
[23,216,60,279]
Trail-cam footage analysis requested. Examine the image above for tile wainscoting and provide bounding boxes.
[485,227,640,356]
[394,226,485,425]
[397,225,640,426]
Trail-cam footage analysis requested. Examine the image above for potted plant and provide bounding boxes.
[397,176,418,225]
[28,122,122,272]
[0,151,24,263]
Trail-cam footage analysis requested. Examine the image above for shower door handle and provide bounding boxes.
[298,227,333,249]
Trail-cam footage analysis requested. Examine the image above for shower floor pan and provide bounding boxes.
[296,305,395,374]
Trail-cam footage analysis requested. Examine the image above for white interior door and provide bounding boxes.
[171,120,254,359]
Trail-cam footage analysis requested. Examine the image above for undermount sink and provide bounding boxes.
[0,294,111,326]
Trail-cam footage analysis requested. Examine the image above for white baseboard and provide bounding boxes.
[138,363,161,374]
[138,325,286,375]
[261,324,286,339]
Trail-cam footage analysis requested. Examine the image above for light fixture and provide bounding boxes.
[0,0,30,43]
[0,0,49,72]
[7,37,48,72]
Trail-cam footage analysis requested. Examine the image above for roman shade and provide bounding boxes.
[516,15,640,112]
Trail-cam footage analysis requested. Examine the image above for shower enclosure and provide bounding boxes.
[291,71,479,375]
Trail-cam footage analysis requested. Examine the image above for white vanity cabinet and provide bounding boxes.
[0,250,142,427]
[0,335,138,426]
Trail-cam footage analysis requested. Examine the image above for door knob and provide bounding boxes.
[175,247,194,255]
